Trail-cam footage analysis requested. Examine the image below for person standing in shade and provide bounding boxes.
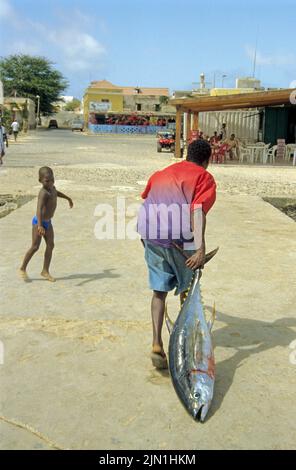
[1,123,8,148]
[219,123,227,141]
[11,119,20,141]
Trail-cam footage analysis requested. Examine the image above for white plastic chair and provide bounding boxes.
[259,143,271,163]
[263,145,277,164]
[239,146,252,163]
[253,147,263,163]
[285,144,296,162]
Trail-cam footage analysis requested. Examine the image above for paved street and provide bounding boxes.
[0,129,296,449]
[4,129,159,167]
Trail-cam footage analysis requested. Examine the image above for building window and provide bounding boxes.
[101,99,109,103]
[137,104,142,111]
[155,104,161,112]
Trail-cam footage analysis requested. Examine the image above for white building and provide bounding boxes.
[60,96,74,104]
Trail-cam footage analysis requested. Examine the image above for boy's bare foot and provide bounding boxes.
[40,270,56,282]
[151,345,168,370]
[19,269,30,281]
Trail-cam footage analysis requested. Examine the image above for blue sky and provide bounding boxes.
[1,0,295,98]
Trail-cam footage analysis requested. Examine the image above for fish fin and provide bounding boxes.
[180,288,189,307]
[165,304,174,334]
[207,302,216,332]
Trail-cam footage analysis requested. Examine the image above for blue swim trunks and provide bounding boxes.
[32,215,52,230]
[144,241,195,295]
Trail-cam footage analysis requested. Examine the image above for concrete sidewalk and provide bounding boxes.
[0,189,296,449]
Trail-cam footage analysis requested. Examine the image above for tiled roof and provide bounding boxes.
[89,80,169,96]
[90,80,119,89]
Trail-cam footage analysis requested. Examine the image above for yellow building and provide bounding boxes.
[210,88,257,96]
[83,80,172,126]
[83,80,124,124]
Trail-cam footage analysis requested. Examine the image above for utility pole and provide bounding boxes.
[36,95,41,126]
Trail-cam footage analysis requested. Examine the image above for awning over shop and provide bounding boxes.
[169,88,296,157]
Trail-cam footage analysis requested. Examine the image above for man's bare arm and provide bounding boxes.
[185,207,206,270]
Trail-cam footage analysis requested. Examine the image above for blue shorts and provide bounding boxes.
[144,241,195,295]
[32,215,52,230]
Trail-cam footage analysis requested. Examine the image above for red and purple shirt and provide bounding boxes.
[137,161,216,248]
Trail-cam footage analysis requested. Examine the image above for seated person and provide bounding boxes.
[212,141,229,164]
[225,134,240,160]
[210,131,219,146]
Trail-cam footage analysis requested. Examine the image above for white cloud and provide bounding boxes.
[1,6,107,72]
[0,0,13,18]
[50,30,106,70]
[245,45,296,67]
[48,30,106,71]
[72,8,93,26]
[0,0,22,28]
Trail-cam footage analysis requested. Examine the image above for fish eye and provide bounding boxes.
[193,392,201,400]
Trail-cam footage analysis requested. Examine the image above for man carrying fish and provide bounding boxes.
[137,139,216,369]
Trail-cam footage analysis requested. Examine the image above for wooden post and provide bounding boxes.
[192,112,199,131]
[175,107,182,158]
[186,112,191,144]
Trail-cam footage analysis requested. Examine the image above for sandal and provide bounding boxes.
[151,352,168,370]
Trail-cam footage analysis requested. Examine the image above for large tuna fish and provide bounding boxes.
[167,247,218,422]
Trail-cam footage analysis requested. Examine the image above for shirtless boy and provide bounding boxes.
[19,166,73,282]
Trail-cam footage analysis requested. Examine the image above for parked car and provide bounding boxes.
[71,119,84,132]
[48,119,58,129]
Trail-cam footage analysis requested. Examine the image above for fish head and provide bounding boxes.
[188,372,214,422]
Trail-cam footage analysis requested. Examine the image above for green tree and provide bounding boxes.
[159,95,169,105]
[0,54,68,114]
[64,98,81,111]
[1,107,13,129]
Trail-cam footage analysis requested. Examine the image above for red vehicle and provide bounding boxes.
[157,131,175,153]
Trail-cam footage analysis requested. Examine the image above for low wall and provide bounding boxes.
[42,111,82,128]
[88,124,167,135]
